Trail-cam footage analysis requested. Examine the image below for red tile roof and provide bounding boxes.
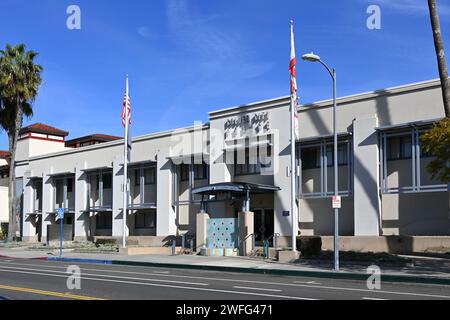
[65,133,122,148]
[0,150,11,159]
[20,123,69,137]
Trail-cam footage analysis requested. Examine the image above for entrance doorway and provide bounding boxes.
[253,209,274,245]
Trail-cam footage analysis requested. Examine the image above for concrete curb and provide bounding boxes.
[45,256,450,286]
[47,257,112,265]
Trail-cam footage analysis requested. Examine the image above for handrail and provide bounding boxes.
[265,233,281,251]
[265,232,280,242]
[240,233,256,256]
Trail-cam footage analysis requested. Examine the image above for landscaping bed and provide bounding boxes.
[299,250,414,266]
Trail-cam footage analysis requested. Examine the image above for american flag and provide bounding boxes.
[121,93,131,127]
[290,22,300,140]
[121,91,132,162]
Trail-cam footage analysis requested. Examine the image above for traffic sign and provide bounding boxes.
[332,196,341,209]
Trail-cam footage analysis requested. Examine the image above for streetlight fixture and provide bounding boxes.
[301,52,340,271]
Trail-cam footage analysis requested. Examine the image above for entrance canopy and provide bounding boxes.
[192,182,280,197]
[192,182,280,213]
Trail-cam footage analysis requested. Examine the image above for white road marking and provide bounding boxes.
[233,286,282,292]
[152,271,170,274]
[0,267,315,300]
[0,260,449,299]
[0,265,208,286]
[294,281,321,285]
[362,297,388,300]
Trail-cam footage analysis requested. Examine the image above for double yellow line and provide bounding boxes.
[0,284,105,300]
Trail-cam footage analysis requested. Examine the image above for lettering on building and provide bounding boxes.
[224,112,270,140]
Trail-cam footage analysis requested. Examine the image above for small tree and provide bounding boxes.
[420,118,450,183]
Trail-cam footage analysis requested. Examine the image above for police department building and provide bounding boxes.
[15,79,450,251]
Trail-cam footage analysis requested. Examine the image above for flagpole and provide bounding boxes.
[290,20,298,252]
[122,75,129,248]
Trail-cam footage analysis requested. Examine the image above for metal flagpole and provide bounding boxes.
[122,75,129,248]
[290,20,298,252]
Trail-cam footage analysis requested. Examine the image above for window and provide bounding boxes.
[88,171,113,209]
[325,144,349,167]
[298,138,353,198]
[102,173,112,189]
[67,177,73,193]
[180,164,189,181]
[130,165,157,207]
[135,210,156,229]
[96,212,112,229]
[33,179,43,212]
[387,135,412,160]
[381,128,447,193]
[302,146,320,170]
[194,163,207,180]
[134,169,140,186]
[144,167,156,185]
[54,175,75,211]
[180,163,208,181]
[234,147,271,176]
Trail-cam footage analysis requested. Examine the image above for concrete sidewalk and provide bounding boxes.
[1,247,449,285]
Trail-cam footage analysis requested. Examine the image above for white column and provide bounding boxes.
[272,114,295,247]
[353,115,381,235]
[41,171,54,243]
[22,170,36,242]
[156,150,177,236]
[112,156,127,239]
[74,165,89,241]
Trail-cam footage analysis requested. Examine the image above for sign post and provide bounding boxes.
[57,208,64,258]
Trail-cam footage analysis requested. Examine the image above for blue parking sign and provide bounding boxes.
[58,208,64,220]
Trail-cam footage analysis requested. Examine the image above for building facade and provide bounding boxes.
[16,79,450,247]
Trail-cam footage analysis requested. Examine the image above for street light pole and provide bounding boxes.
[332,68,339,272]
[301,53,339,271]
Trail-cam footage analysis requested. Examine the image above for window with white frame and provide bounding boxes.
[88,171,113,209]
[130,164,157,207]
[298,137,353,198]
[380,127,447,193]
[54,176,75,212]
[173,160,209,206]
[32,179,43,213]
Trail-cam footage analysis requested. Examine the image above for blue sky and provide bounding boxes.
[0,0,449,149]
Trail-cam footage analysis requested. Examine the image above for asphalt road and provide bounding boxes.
[0,257,449,300]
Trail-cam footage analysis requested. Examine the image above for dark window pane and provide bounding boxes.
[144,167,155,185]
[301,146,320,170]
[134,169,140,186]
[103,173,112,189]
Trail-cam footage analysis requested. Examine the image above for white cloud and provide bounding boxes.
[136,26,160,40]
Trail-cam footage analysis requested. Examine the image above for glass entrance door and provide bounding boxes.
[253,209,274,245]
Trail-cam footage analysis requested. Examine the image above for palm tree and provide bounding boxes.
[428,0,450,117]
[0,44,42,241]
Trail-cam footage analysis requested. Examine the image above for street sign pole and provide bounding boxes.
[58,208,64,258]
